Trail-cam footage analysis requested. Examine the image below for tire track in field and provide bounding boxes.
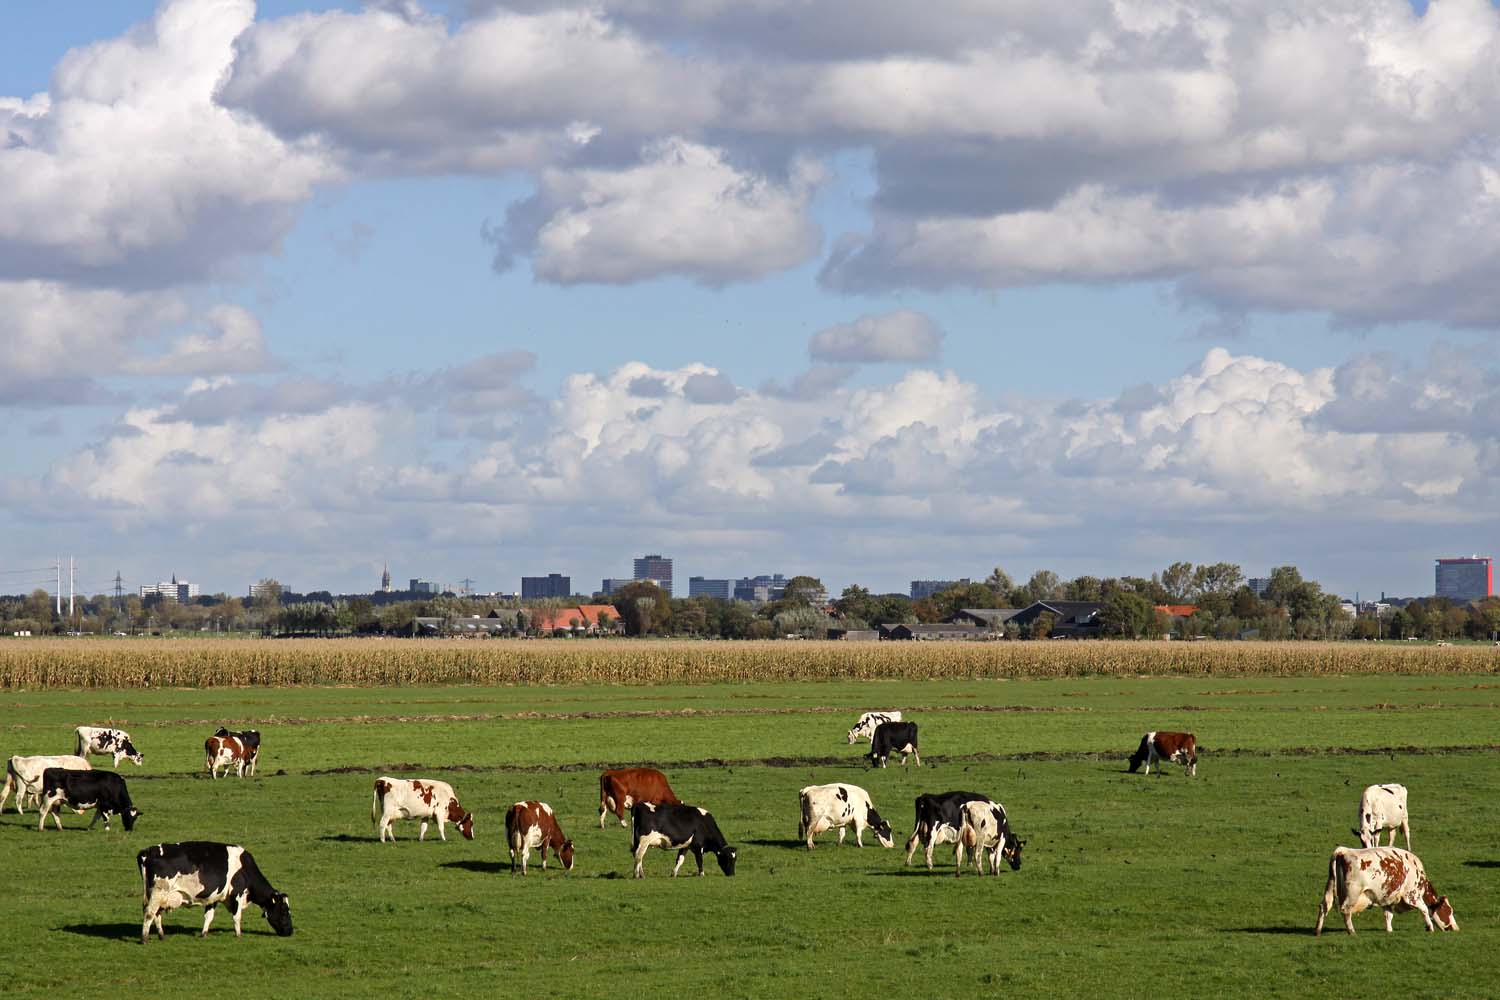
[20,698,1494,732]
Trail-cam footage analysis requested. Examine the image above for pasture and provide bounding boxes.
[3,669,1499,998]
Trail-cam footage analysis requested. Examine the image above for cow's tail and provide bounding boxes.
[371,780,387,826]
[797,792,812,841]
[75,730,85,757]
[0,757,16,811]
[1127,734,1149,772]
[1322,848,1347,920]
[137,848,152,902]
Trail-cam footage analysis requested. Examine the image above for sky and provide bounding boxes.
[3,0,1499,601]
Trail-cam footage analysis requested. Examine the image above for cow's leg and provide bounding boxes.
[912,749,921,767]
[954,837,965,876]
[141,901,156,945]
[419,819,429,841]
[599,798,610,829]
[0,775,11,813]
[904,830,921,865]
[924,836,937,871]
[632,839,650,878]
[853,823,863,848]
[837,825,847,847]
[671,850,687,877]
[231,894,247,937]
[694,847,706,876]
[1401,819,1410,852]
[436,817,447,842]
[1384,907,1397,933]
[202,905,217,937]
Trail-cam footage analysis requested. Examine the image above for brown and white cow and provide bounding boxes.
[371,777,474,843]
[1127,731,1197,776]
[1355,783,1410,850]
[204,735,257,780]
[1315,846,1457,935]
[505,801,574,875]
[598,768,681,828]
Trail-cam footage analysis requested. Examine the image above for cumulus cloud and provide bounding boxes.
[809,309,943,363]
[0,0,335,288]
[126,306,280,377]
[491,139,825,285]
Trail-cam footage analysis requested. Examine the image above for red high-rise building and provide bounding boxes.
[1435,556,1493,602]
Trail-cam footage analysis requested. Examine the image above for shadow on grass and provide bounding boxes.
[440,859,509,874]
[1463,860,1500,869]
[742,838,805,851]
[1226,926,1312,936]
[58,922,140,942]
[866,869,948,877]
[317,834,374,843]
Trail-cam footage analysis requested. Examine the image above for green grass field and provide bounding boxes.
[3,675,1498,998]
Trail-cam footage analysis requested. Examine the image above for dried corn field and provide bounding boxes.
[1,638,1497,688]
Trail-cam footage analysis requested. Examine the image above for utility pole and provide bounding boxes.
[114,571,124,611]
[460,578,475,596]
[69,557,75,621]
[55,557,62,618]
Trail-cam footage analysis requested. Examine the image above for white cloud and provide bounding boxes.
[0,0,335,288]
[500,138,825,285]
[125,306,279,377]
[809,309,943,363]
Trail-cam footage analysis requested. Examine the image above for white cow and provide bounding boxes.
[846,711,902,744]
[954,800,1025,876]
[1355,783,1410,850]
[74,726,143,766]
[1315,846,1457,935]
[1,755,91,813]
[798,783,894,849]
[371,777,474,842]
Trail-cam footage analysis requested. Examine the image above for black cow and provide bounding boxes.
[630,802,737,878]
[213,727,262,751]
[138,841,292,944]
[38,768,140,831]
[904,790,990,869]
[867,721,921,768]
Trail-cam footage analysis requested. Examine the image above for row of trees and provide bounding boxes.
[7,563,1499,642]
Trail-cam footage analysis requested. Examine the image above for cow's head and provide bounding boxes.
[121,740,143,766]
[1001,836,1025,871]
[264,892,294,937]
[867,807,895,848]
[715,845,738,877]
[846,727,860,745]
[559,839,575,871]
[1432,895,1458,931]
[447,800,475,840]
[122,808,142,832]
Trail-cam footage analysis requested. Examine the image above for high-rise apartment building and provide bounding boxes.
[1435,556,1493,602]
[141,576,199,602]
[689,576,732,600]
[633,554,673,597]
[522,574,572,600]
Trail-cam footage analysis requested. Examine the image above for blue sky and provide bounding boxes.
[3,0,1499,601]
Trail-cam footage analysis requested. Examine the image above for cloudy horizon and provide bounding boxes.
[3,0,1499,601]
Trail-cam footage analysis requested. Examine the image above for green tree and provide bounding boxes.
[1023,570,1063,604]
[834,585,880,624]
[612,581,671,636]
[1064,575,1103,602]
[780,576,827,606]
[1160,561,1195,603]
[1100,591,1153,638]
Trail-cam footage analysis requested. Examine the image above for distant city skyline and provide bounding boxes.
[4,2,1498,604]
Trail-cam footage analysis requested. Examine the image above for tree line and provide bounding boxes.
[5,563,1498,642]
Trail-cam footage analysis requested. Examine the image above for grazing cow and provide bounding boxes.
[867,721,920,768]
[213,728,261,773]
[846,711,903,745]
[798,783,894,849]
[38,767,140,831]
[2,755,90,814]
[1127,731,1197,776]
[74,726,143,767]
[1315,846,1458,936]
[904,791,991,869]
[371,777,474,842]
[955,800,1025,877]
[505,801,575,875]
[138,841,292,944]
[204,734,258,780]
[598,768,681,828]
[630,802,737,878]
[1355,784,1410,850]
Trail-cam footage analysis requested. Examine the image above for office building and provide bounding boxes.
[1247,577,1271,597]
[734,574,788,602]
[1435,556,1493,602]
[408,579,441,595]
[633,554,673,597]
[689,577,733,600]
[522,574,572,600]
[910,579,968,600]
[599,578,634,595]
[141,576,199,603]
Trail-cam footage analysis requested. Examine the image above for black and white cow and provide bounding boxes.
[74,726,143,767]
[955,800,1025,877]
[798,783,894,849]
[2,755,90,814]
[867,721,920,768]
[630,802,737,878]
[138,841,293,944]
[904,791,991,869]
[38,767,140,831]
[846,711,903,745]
